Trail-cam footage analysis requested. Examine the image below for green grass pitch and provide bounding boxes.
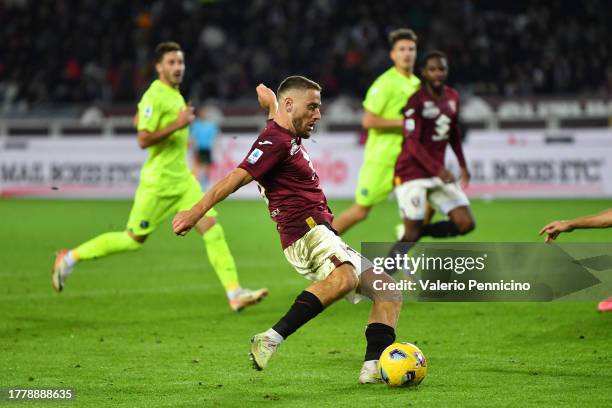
[1,198,611,407]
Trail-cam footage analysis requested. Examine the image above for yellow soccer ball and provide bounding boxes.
[379,342,427,387]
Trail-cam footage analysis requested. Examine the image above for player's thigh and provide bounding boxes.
[176,176,218,218]
[283,225,373,303]
[428,181,470,216]
[127,187,179,236]
[355,162,394,207]
[395,179,430,221]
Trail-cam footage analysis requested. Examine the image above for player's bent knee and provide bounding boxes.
[457,218,475,234]
[402,228,421,242]
[329,264,359,295]
[127,231,148,244]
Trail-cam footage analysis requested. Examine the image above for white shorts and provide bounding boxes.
[395,177,470,221]
[283,225,374,304]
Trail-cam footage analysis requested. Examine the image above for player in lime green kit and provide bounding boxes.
[52,42,267,312]
[333,28,421,234]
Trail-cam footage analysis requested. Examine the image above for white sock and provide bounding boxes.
[64,251,77,267]
[61,250,77,277]
[265,328,284,344]
[227,287,242,300]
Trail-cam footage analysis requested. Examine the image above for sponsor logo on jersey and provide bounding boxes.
[404,108,415,117]
[258,140,273,145]
[422,101,440,118]
[143,106,153,118]
[405,119,415,132]
[247,148,263,164]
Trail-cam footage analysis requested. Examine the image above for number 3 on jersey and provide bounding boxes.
[432,114,451,141]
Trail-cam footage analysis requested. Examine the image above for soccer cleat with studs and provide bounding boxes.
[52,249,72,292]
[358,360,383,384]
[249,332,280,370]
[229,288,268,312]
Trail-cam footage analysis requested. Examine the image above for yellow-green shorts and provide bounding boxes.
[355,161,395,207]
[127,176,217,236]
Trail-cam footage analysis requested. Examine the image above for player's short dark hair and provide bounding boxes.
[155,41,182,62]
[277,75,322,98]
[422,50,448,67]
[388,28,418,48]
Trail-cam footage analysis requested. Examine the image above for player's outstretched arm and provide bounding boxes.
[256,84,278,120]
[539,208,612,243]
[137,106,195,148]
[173,168,253,236]
[362,110,403,130]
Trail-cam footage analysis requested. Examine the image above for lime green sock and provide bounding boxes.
[202,223,240,292]
[73,231,141,261]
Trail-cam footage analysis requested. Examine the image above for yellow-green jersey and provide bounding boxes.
[137,80,191,196]
[362,67,421,166]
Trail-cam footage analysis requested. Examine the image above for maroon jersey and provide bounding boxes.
[238,120,334,249]
[394,85,466,183]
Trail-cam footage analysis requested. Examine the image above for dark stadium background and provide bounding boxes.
[1,1,611,406]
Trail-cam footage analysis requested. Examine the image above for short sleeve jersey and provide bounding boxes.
[238,121,334,249]
[395,85,462,182]
[362,67,421,167]
[137,80,191,195]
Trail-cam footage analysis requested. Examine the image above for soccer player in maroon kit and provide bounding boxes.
[540,210,612,312]
[389,51,475,264]
[173,76,402,383]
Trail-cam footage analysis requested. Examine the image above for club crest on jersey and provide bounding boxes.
[448,100,457,113]
[247,148,263,164]
[422,101,440,119]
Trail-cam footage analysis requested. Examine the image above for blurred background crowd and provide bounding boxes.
[2,0,612,113]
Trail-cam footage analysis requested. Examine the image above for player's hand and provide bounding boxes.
[460,167,471,189]
[172,208,201,236]
[176,105,196,129]
[438,168,455,183]
[538,220,573,243]
[256,84,276,110]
